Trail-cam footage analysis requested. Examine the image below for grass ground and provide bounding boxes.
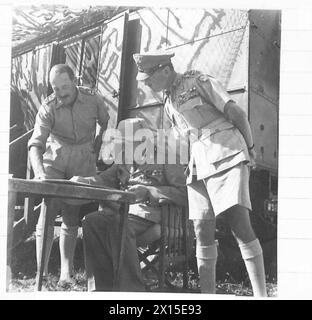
[9,232,277,297]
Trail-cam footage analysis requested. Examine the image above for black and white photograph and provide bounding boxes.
[4,1,284,299]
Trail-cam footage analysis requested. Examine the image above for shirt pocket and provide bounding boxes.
[179,96,203,112]
[179,96,208,128]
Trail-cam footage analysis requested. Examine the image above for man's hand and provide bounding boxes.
[33,172,48,180]
[224,101,256,169]
[70,176,90,184]
[248,148,257,169]
[127,185,149,203]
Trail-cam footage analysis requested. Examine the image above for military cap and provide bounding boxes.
[133,52,175,80]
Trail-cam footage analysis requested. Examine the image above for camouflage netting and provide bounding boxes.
[12,5,132,52]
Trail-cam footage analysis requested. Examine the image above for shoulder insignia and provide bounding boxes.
[197,74,212,82]
[78,86,96,96]
[43,93,57,105]
[183,70,201,78]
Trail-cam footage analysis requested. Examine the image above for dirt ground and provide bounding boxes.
[9,230,277,296]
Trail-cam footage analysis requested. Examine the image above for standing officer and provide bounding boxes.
[133,52,267,297]
[28,64,109,286]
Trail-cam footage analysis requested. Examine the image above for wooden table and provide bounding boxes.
[7,178,136,291]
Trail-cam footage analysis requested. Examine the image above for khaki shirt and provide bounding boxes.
[28,86,110,152]
[88,162,187,223]
[164,71,250,183]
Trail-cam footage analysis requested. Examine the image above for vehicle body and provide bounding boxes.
[10,7,280,279]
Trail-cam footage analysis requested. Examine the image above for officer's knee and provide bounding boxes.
[82,211,103,228]
[37,198,61,226]
[82,211,119,233]
[82,212,94,227]
[62,212,80,227]
[136,224,161,247]
[149,224,161,241]
[61,202,81,226]
[225,205,256,244]
[193,219,216,245]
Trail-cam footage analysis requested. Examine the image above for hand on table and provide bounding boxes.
[127,185,149,203]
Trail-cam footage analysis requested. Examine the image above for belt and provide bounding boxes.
[48,135,93,147]
[188,118,234,141]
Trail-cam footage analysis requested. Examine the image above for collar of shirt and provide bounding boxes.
[166,73,183,102]
[76,88,85,104]
[170,73,183,92]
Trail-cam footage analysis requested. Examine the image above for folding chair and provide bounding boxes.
[138,200,193,292]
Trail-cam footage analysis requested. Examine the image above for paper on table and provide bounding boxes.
[41,178,114,190]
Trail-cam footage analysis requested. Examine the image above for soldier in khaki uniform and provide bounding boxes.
[70,118,187,291]
[133,52,267,297]
[28,64,110,286]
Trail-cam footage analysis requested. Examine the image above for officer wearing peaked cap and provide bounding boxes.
[133,51,267,297]
[133,52,175,81]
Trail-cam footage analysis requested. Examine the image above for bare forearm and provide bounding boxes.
[94,125,106,158]
[224,101,254,148]
[29,146,45,178]
[96,125,105,139]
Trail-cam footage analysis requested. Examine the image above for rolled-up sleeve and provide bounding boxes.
[195,75,233,114]
[28,105,53,152]
[95,93,110,128]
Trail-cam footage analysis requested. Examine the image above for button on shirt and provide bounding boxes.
[164,71,250,182]
[28,86,110,151]
[164,72,233,136]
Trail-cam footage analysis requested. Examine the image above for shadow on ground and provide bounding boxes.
[11,233,85,279]
[10,231,277,296]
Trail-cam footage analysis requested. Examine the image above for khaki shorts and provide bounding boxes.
[187,162,252,220]
[43,142,96,179]
[42,142,97,213]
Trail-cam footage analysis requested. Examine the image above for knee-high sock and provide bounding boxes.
[239,238,267,297]
[59,224,78,281]
[36,225,55,277]
[196,242,218,294]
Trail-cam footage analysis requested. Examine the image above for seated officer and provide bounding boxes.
[70,118,187,291]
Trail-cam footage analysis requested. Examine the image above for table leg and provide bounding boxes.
[182,207,189,290]
[7,191,17,291]
[35,198,49,291]
[113,203,129,290]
